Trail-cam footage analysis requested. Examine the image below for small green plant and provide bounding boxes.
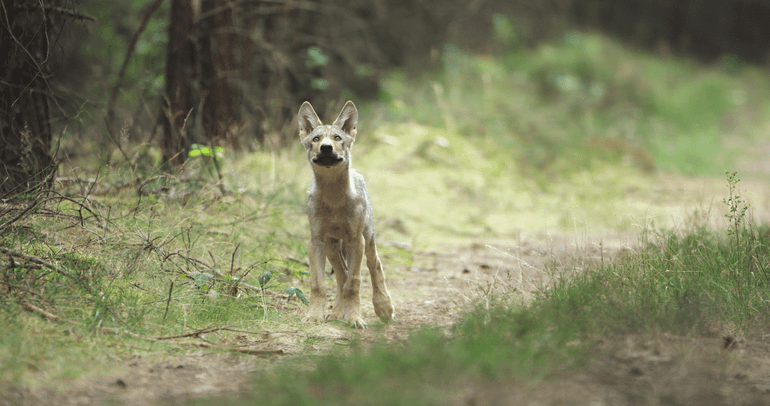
[285,286,309,306]
[722,171,751,247]
[188,144,225,160]
[188,143,227,194]
[258,271,273,289]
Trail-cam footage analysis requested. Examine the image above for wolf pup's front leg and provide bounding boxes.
[302,237,327,323]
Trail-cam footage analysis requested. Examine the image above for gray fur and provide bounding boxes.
[297,101,394,328]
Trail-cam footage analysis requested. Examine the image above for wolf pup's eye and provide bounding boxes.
[334,135,342,141]
[312,136,320,142]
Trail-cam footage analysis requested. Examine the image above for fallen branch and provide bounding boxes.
[151,340,284,356]
[100,326,285,356]
[0,247,71,277]
[0,198,38,233]
[0,281,48,301]
[21,301,61,321]
[153,326,223,340]
[219,327,297,336]
[101,326,221,341]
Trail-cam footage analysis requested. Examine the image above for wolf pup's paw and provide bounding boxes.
[373,294,395,322]
[374,304,395,322]
[343,313,367,329]
[328,304,344,321]
[302,308,326,324]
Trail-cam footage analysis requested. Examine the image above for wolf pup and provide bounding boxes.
[297,101,395,328]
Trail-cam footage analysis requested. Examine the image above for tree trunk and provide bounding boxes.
[200,0,241,149]
[0,1,55,196]
[160,0,198,167]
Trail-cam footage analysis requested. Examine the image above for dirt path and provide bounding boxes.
[1,232,626,406]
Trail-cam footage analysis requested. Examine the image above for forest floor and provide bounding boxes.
[1,232,626,405]
[5,226,770,406]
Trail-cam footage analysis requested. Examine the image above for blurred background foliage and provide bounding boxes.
[55,1,165,113]
[45,0,770,176]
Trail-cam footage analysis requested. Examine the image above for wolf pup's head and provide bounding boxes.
[298,101,358,170]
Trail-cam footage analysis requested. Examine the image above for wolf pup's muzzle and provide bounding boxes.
[313,146,343,168]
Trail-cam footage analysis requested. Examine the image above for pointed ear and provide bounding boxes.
[332,101,358,139]
[298,101,322,140]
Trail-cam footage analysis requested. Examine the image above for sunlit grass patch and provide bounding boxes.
[348,122,729,246]
[373,33,770,176]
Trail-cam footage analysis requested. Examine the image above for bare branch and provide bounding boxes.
[21,301,61,321]
[0,247,71,277]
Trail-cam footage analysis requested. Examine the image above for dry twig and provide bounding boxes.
[21,301,61,321]
[0,247,71,277]
[100,326,285,356]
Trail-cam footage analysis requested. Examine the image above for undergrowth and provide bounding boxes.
[0,154,312,383]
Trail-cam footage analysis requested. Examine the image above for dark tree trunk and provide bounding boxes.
[161,0,198,167]
[236,1,264,145]
[0,1,55,195]
[200,0,241,149]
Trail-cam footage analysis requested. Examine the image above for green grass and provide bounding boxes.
[209,175,770,406]
[371,33,770,176]
[0,155,313,384]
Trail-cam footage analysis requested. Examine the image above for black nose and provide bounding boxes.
[320,144,332,154]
